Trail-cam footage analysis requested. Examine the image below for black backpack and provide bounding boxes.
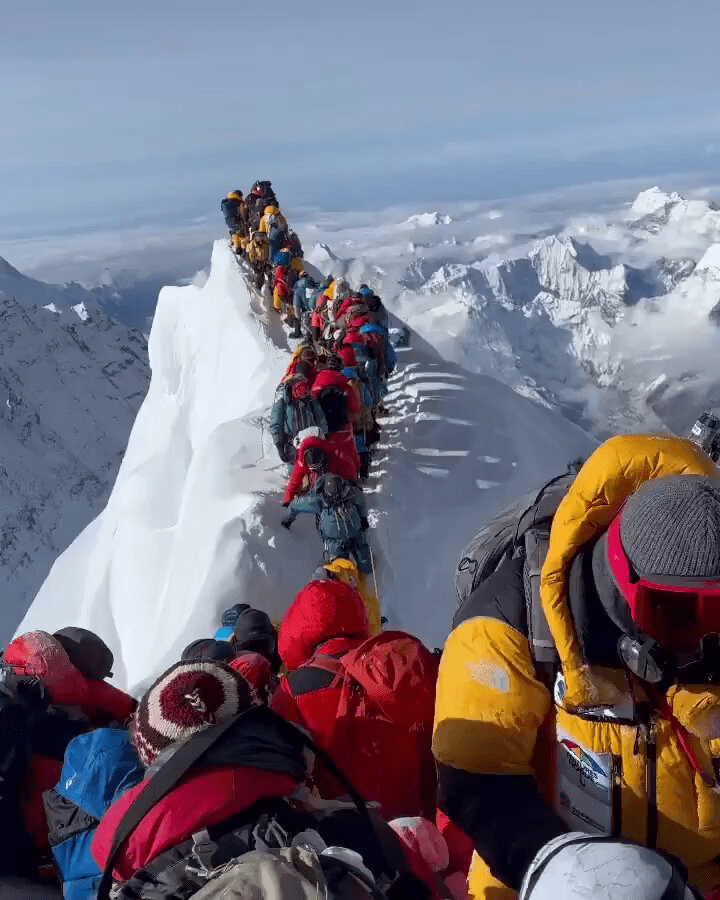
[317,387,348,432]
[455,469,582,669]
[220,197,240,228]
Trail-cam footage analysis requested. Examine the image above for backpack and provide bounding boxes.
[319,488,362,543]
[317,387,348,432]
[274,249,292,269]
[96,706,427,900]
[220,197,240,228]
[304,632,440,820]
[0,666,45,877]
[454,469,579,670]
[189,844,405,900]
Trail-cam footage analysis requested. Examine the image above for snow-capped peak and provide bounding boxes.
[694,242,720,272]
[403,212,453,228]
[307,242,340,266]
[628,186,684,220]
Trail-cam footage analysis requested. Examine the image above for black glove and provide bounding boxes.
[281,516,293,530]
[274,439,291,463]
[282,501,289,508]
[360,517,369,531]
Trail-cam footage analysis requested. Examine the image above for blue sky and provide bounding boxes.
[3,0,720,234]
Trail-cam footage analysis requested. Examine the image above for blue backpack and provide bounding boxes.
[44,729,143,900]
[273,248,292,268]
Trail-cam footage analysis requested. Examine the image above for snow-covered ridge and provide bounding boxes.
[21,240,594,690]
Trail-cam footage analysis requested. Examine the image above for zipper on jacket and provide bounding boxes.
[611,754,623,838]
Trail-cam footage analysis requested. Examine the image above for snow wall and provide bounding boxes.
[20,240,595,692]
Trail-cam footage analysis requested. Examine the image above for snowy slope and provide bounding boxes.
[21,241,594,691]
[0,293,149,646]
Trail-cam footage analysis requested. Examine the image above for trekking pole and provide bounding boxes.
[369,543,379,605]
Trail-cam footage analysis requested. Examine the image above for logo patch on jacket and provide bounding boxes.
[555,727,613,835]
[465,659,510,693]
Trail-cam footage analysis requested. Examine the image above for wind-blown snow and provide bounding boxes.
[21,241,593,691]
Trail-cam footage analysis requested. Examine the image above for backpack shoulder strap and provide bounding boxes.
[286,652,348,698]
[96,705,257,900]
[519,474,576,681]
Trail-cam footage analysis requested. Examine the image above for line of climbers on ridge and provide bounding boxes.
[222,182,396,614]
[0,185,466,900]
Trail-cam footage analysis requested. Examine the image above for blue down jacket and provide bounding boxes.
[44,728,142,900]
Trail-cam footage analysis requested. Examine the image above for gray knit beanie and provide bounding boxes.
[620,475,720,578]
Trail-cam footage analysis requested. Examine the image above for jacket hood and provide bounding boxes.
[264,205,280,215]
[57,728,142,819]
[279,579,370,671]
[541,434,718,710]
[4,631,92,707]
[229,651,272,694]
[323,556,363,587]
[311,369,350,395]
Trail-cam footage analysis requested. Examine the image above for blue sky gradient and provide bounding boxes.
[3,0,720,232]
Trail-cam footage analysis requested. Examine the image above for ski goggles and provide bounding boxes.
[606,512,720,649]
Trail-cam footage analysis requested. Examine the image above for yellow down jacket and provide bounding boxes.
[322,556,381,635]
[258,206,288,234]
[433,434,720,898]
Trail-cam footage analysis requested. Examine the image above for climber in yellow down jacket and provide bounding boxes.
[315,556,381,635]
[433,433,720,899]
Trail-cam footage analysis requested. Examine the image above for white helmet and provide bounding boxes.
[293,426,324,449]
[520,834,699,900]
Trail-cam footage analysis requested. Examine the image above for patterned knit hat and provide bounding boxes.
[620,474,720,578]
[130,660,255,767]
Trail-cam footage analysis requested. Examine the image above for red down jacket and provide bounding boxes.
[92,766,298,881]
[311,369,360,419]
[4,631,136,853]
[271,581,438,820]
[282,430,359,505]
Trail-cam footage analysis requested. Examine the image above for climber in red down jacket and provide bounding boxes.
[282,433,359,505]
[91,660,307,888]
[271,579,439,821]
[2,628,136,865]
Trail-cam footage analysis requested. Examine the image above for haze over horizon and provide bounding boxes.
[3,0,720,239]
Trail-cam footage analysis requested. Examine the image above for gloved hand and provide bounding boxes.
[360,517,369,530]
[275,440,293,464]
[282,501,289,508]
[281,516,293,530]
